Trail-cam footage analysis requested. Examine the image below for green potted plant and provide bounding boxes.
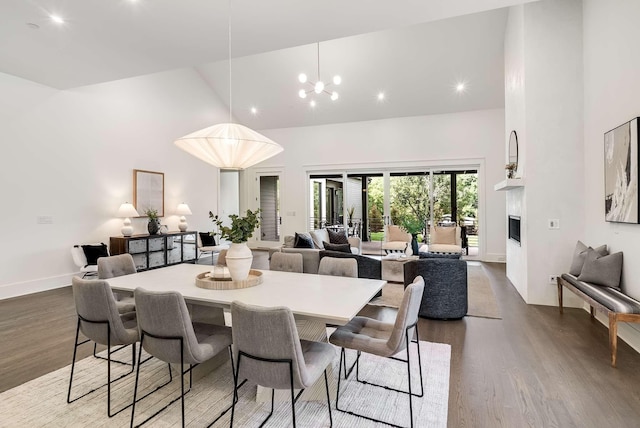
[209,209,261,281]
[402,217,424,255]
[144,208,160,235]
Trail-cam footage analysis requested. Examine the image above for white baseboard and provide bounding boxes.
[0,273,75,300]
[483,253,506,263]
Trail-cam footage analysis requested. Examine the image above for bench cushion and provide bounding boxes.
[561,274,640,314]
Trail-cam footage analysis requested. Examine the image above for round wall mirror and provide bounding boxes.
[508,130,518,173]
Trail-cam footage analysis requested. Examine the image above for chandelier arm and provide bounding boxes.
[317,42,320,81]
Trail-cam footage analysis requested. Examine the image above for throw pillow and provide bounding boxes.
[430,226,456,245]
[294,232,314,248]
[327,228,349,244]
[199,232,216,247]
[387,225,408,242]
[568,241,608,276]
[81,243,108,266]
[323,241,352,253]
[310,229,329,249]
[284,235,296,248]
[577,249,623,289]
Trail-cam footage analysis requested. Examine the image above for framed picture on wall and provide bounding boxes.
[133,169,164,217]
[604,118,639,223]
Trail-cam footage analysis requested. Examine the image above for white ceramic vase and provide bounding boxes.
[226,242,253,281]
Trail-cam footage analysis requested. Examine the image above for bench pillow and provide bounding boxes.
[294,232,314,248]
[577,249,623,289]
[569,240,608,276]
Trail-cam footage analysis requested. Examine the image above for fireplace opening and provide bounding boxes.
[509,215,521,245]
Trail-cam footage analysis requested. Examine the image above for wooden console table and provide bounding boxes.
[110,231,197,271]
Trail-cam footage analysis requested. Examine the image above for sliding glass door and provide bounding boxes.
[308,167,479,258]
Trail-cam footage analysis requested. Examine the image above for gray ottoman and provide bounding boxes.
[403,258,468,319]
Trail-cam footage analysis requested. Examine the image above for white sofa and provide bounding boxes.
[280,229,361,274]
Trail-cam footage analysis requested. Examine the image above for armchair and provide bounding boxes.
[381,225,413,256]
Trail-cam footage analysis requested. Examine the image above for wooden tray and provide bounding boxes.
[195,269,263,290]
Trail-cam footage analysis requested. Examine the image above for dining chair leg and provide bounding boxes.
[324,369,333,427]
[405,328,414,428]
[289,360,296,428]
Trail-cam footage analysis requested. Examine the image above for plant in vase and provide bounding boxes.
[402,217,424,255]
[209,209,261,281]
[144,208,161,235]
[505,162,517,179]
[347,206,355,227]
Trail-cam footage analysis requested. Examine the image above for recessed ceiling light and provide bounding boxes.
[250,107,257,115]
[456,83,465,92]
[310,100,317,108]
[50,14,65,24]
[377,92,385,101]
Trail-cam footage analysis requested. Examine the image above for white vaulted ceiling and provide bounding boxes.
[0,0,538,128]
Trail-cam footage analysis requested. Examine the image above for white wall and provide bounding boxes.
[0,69,227,298]
[583,0,640,343]
[244,109,507,261]
[503,0,585,306]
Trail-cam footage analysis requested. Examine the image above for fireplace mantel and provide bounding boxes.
[494,178,525,191]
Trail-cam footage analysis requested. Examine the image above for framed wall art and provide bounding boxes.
[604,118,639,223]
[133,169,164,217]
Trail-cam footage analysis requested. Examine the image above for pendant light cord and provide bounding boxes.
[228,0,232,123]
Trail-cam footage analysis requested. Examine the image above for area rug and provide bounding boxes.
[370,264,501,319]
[0,341,451,427]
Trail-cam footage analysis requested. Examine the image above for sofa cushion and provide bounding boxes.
[294,232,314,249]
[323,241,351,253]
[81,243,108,266]
[578,249,623,289]
[430,226,456,245]
[428,243,462,254]
[310,229,329,249]
[569,240,608,276]
[328,228,349,245]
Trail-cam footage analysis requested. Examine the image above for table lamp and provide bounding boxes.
[176,203,192,232]
[116,203,139,237]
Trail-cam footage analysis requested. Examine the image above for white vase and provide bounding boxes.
[226,242,253,281]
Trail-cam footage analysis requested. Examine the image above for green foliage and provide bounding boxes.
[209,209,261,244]
[144,208,158,220]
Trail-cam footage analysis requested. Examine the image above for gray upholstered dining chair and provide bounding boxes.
[229,301,335,427]
[67,276,139,417]
[318,256,357,278]
[270,252,304,273]
[130,288,235,428]
[329,276,425,428]
[97,254,137,313]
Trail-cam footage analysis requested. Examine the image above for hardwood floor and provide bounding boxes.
[2,259,640,427]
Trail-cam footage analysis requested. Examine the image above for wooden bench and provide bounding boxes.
[557,274,640,367]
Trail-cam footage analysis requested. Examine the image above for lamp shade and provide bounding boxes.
[174,123,283,170]
[176,203,192,216]
[117,203,139,218]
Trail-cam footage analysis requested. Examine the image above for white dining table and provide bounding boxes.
[107,263,386,326]
[108,263,386,401]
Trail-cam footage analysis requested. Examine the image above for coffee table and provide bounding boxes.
[381,255,419,283]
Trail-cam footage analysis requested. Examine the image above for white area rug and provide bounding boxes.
[0,341,450,427]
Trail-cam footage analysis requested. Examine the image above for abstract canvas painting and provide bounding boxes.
[605,118,639,223]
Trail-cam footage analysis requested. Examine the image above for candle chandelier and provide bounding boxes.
[297,42,341,107]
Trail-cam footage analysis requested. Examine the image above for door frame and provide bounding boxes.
[254,169,284,248]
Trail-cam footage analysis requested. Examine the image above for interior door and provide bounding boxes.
[258,174,281,242]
